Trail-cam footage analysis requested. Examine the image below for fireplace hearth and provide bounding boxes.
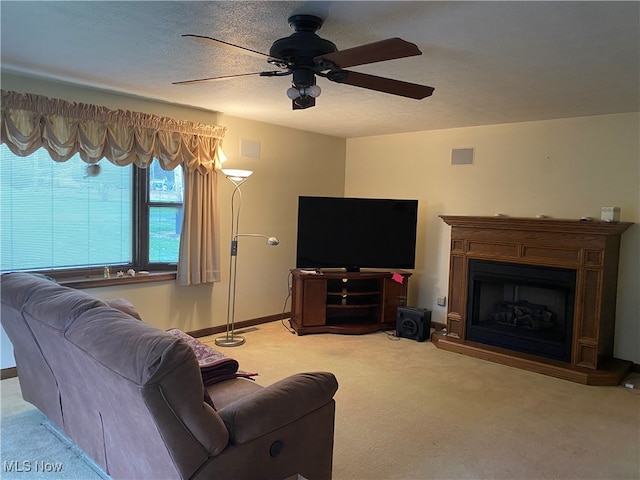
[433,216,632,385]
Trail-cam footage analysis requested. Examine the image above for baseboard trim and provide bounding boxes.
[1,367,17,380]
[188,313,291,339]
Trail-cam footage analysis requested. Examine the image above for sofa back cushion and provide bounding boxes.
[0,272,96,427]
[105,297,143,320]
[2,272,106,330]
[65,307,229,479]
[1,273,229,480]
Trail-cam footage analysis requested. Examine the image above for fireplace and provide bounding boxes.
[466,259,575,362]
[433,216,632,385]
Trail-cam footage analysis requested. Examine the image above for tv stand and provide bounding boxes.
[290,269,411,335]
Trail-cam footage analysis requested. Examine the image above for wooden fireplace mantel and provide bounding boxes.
[433,215,633,385]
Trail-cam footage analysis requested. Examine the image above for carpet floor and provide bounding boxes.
[0,408,109,479]
[202,321,640,480]
[1,320,639,479]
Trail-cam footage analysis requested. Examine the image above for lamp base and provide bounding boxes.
[214,334,246,347]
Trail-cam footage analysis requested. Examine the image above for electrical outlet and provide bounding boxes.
[437,296,446,307]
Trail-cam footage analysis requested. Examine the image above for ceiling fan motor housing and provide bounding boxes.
[287,14,324,32]
[269,15,337,87]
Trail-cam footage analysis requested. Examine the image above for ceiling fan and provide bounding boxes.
[173,14,435,110]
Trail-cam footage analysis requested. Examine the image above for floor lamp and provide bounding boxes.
[215,169,279,347]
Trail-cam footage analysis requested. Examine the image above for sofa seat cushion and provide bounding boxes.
[166,329,259,410]
[206,378,264,411]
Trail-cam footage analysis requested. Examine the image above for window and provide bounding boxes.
[0,144,183,276]
[146,161,184,264]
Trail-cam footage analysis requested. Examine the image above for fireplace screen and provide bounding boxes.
[466,260,576,362]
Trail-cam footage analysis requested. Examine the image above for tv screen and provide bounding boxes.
[296,196,418,271]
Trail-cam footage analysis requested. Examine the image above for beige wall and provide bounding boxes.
[345,113,640,363]
[2,71,637,366]
[210,114,346,327]
[0,72,346,336]
[1,72,223,126]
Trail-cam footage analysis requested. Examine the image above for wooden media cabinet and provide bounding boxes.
[290,269,411,335]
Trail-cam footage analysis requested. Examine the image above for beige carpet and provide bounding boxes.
[202,321,640,480]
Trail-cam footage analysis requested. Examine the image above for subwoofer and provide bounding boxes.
[396,306,432,342]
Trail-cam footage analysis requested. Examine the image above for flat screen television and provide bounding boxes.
[296,196,418,271]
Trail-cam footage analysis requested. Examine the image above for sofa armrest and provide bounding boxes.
[217,371,338,445]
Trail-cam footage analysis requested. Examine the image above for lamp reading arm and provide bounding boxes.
[231,234,280,256]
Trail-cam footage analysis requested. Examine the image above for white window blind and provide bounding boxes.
[0,144,133,271]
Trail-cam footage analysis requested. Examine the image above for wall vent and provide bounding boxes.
[451,148,474,165]
[240,139,261,159]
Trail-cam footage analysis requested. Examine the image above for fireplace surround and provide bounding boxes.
[466,259,576,363]
[433,215,632,385]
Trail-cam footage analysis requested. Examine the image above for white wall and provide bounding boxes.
[345,113,640,363]
[1,73,346,368]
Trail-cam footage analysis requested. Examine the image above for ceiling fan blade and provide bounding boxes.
[326,70,434,100]
[182,34,274,60]
[172,71,279,85]
[315,38,422,69]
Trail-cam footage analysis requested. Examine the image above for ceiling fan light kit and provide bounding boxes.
[174,14,434,110]
[286,85,321,100]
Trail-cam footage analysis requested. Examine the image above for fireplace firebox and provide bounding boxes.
[433,215,632,385]
[466,259,575,362]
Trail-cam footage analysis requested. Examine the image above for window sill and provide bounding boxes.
[59,272,176,289]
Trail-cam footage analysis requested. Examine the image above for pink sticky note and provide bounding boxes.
[392,273,404,284]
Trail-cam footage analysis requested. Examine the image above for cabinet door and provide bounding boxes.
[301,279,327,327]
[382,277,408,323]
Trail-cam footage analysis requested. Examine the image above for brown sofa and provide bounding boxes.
[0,272,338,479]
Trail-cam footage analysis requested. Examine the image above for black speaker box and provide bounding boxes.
[396,306,432,342]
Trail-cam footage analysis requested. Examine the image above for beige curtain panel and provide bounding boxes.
[178,166,222,285]
[0,90,226,285]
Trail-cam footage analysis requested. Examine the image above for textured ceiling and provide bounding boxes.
[1,1,638,138]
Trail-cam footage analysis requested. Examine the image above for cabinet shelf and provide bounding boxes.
[326,304,379,309]
[290,269,411,335]
[327,291,379,296]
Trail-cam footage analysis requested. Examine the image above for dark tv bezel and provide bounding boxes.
[295,196,418,272]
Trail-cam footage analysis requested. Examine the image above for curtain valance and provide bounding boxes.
[0,90,226,173]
